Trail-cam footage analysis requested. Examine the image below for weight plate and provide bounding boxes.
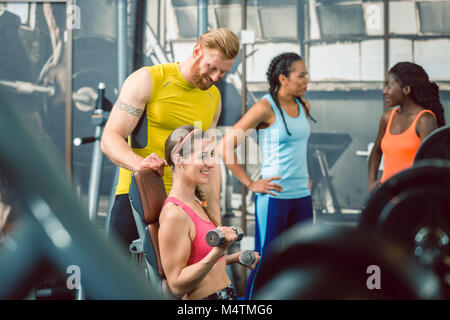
[372,187,450,297]
[414,126,450,163]
[252,224,442,299]
[360,160,450,298]
[360,160,450,229]
[377,188,450,246]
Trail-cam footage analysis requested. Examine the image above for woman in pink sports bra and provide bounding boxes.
[158,125,260,300]
[368,62,445,192]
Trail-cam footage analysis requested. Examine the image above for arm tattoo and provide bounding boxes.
[115,99,144,117]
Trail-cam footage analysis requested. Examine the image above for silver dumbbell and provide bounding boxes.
[239,250,256,267]
[206,226,244,247]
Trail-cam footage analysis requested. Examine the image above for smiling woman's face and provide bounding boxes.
[179,138,216,185]
[383,73,406,108]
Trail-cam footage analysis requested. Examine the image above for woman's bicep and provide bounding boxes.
[416,112,437,139]
[236,100,272,130]
[158,208,192,284]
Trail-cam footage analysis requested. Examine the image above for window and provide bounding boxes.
[316,3,365,39]
[170,0,298,41]
[418,1,450,34]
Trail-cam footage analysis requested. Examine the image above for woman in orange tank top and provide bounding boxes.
[368,62,446,192]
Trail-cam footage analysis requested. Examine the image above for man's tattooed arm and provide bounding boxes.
[115,99,144,117]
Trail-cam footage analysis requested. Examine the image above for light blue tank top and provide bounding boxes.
[258,94,311,199]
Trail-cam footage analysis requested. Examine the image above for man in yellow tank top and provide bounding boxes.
[101,28,239,249]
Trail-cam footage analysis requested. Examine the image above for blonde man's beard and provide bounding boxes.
[191,61,214,90]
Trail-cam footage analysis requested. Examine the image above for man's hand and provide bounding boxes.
[139,153,168,176]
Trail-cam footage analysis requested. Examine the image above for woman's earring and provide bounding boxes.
[174,155,183,168]
[178,160,184,170]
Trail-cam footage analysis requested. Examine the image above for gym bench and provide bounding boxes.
[128,168,170,295]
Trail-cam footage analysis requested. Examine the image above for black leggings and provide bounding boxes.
[106,194,139,251]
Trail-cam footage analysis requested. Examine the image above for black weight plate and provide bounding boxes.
[377,188,450,246]
[414,126,450,163]
[360,160,450,229]
[375,187,450,297]
[252,224,442,299]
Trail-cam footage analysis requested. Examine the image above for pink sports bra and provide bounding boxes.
[163,197,223,266]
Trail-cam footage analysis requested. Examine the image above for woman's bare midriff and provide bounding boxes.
[183,259,231,300]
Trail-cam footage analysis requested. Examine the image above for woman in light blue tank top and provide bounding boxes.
[219,53,315,299]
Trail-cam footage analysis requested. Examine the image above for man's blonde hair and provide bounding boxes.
[198,28,240,60]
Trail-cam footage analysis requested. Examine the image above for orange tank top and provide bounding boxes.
[380,108,436,183]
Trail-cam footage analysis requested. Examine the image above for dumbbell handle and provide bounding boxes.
[206,226,244,247]
[239,250,256,267]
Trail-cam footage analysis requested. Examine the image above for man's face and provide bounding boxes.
[191,45,236,90]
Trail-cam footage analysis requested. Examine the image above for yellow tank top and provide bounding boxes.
[115,63,220,195]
